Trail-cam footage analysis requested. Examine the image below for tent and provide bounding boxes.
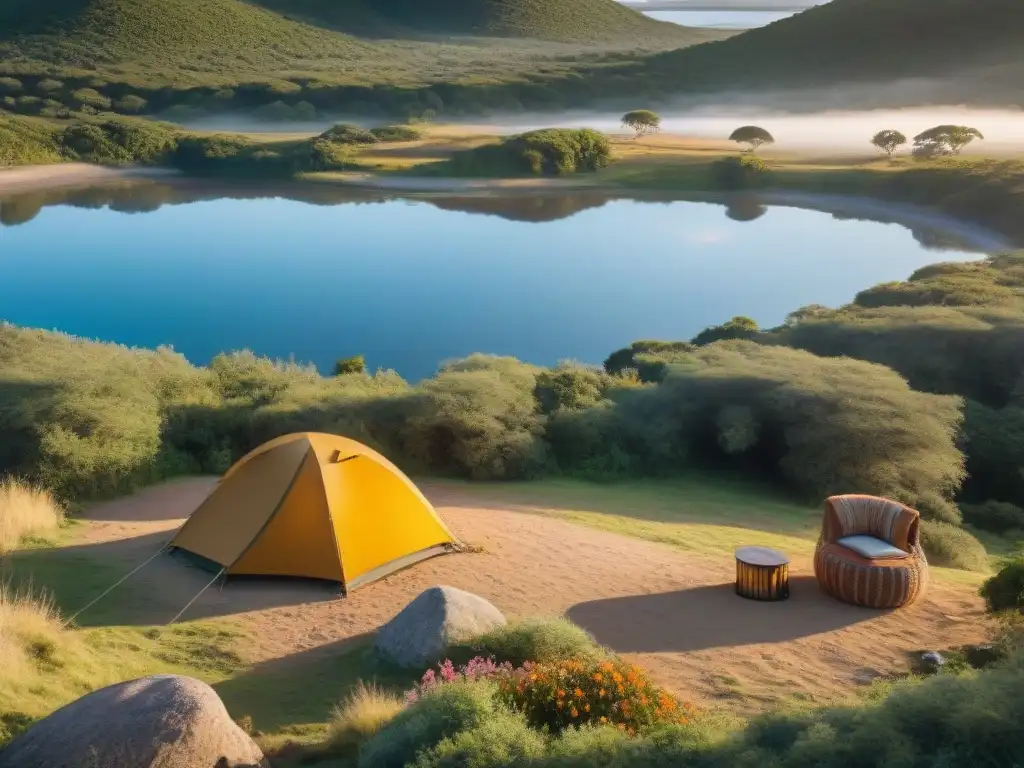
[169,432,460,592]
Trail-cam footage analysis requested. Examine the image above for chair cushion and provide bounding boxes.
[837,535,909,560]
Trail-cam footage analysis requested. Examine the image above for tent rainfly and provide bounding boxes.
[169,432,459,592]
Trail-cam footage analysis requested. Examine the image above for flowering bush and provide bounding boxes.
[496,658,692,735]
[406,656,513,703]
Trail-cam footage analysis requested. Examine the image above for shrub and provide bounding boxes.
[70,88,111,110]
[334,355,367,376]
[920,520,989,571]
[59,120,178,165]
[359,680,500,768]
[496,658,693,735]
[253,100,296,121]
[508,129,610,175]
[35,79,63,95]
[0,479,63,554]
[691,316,760,345]
[467,619,605,667]
[0,77,22,94]
[327,681,405,754]
[320,123,378,145]
[961,499,1024,534]
[711,155,770,190]
[412,711,545,768]
[370,125,422,142]
[980,556,1024,613]
[114,94,148,114]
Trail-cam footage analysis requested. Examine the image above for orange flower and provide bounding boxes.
[617,685,625,695]
[599,688,606,698]
[592,673,603,682]
[584,704,591,713]
[600,716,608,724]
[600,662,614,672]
[557,689,566,699]
[639,695,648,706]
[571,708,579,718]
[611,672,624,684]
[574,688,585,698]
[529,673,538,681]
[617,723,626,731]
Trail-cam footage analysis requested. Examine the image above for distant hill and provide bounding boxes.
[642,0,1024,92]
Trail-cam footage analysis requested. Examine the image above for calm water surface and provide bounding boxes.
[0,182,998,380]
[644,9,795,27]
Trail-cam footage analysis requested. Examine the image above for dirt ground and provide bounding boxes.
[74,477,992,712]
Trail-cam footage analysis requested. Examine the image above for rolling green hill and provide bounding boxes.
[0,0,715,86]
[642,0,1024,92]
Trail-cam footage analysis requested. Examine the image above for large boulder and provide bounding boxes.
[0,674,267,768]
[375,585,507,668]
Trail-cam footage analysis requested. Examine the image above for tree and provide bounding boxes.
[729,125,774,152]
[621,109,661,138]
[871,129,907,158]
[333,355,366,375]
[913,125,984,157]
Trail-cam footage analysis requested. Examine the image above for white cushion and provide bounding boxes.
[837,535,908,560]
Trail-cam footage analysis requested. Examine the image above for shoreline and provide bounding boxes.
[0,164,178,195]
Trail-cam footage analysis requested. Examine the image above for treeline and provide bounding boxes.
[608,252,1024,541]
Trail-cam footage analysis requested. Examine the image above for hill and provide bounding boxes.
[640,0,1024,94]
[0,0,715,86]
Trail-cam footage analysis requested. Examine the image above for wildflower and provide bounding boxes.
[617,685,625,695]
[617,723,626,731]
[529,673,538,681]
[600,662,614,672]
[557,689,566,698]
[574,688,584,698]
[439,659,457,683]
[600,716,608,724]
[592,673,603,682]
[612,672,624,684]
[599,688,606,698]
[584,704,591,713]
[571,708,579,718]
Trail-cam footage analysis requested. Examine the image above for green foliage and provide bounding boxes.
[710,154,769,190]
[0,77,22,94]
[412,711,545,768]
[961,500,1024,535]
[980,556,1024,613]
[871,129,907,158]
[59,119,179,165]
[113,94,147,113]
[914,125,985,157]
[359,681,500,768]
[691,316,759,346]
[334,356,367,376]
[920,520,989,572]
[603,340,694,380]
[35,79,63,94]
[370,125,423,142]
[728,125,774,151]
[621,109,661,137]
[0,114,62,166]
[466,619,605,667]
[440,129,610,177]
[319,123,378,144]
[69,88,111,110]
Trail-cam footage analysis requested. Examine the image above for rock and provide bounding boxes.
[375,585,507,668]
[0,675,267,768]
[917,651,946,674]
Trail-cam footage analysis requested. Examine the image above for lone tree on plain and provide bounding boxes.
[621,110,661,138]
[913,125,984,157]
[871,129,907,158]
[333,355,366,375]
[729,125,774,153]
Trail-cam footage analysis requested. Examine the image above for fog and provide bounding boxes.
[181,104,1024,154]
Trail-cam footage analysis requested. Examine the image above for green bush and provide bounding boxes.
[440,129,610,177]
[359,681,500,768]
[59,120,178,165]
[320,123,378,144]
[711,154,770,190]
[70,88,111,110]
[114,94,148,114]
[0,77,22,94]
[411,711,545,768]
[691,316,760,346]
[980,556,1024,613]
[334,355,367,376]
[920,520,989,571]
[465,618,605,667]
[962,500,1024,535]
[371,125,422,142]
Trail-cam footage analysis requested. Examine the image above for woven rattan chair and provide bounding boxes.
[813,494,928,609]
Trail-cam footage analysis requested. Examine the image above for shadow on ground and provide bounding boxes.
[566,576,881,653]
[5,529,341,627]
[214,633,418,731]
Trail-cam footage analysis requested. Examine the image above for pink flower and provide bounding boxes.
[439,659,457,683]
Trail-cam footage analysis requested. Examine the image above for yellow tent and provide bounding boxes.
[169,432,459,592]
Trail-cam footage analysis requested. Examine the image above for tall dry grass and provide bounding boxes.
[327,680,405,753]
[0,478,64,555]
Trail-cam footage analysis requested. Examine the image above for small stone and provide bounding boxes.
[918,651,946,674]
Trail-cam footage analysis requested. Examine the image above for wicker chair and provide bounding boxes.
[813,495,928,609]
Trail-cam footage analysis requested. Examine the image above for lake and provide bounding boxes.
[644,9,795,28]
[0,180,1004,381]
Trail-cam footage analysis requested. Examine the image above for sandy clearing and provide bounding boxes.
[0,164,177,194]
[72,478,991,712]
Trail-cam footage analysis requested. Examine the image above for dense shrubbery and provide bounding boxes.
[920,520,989,571]
[59,120,179,165]
[980,556,1024,614]
[370,125,422,142]
[711,154,770,190]
[438,129,611,177]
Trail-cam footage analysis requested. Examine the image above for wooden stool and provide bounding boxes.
[735,546,790,601]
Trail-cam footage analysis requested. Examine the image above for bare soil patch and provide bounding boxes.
[72,478,991,712]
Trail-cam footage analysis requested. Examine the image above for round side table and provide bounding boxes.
[735,546,790,601]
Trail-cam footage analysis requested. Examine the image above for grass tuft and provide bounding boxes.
[327,680,405,754]
[0,479,64,555]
